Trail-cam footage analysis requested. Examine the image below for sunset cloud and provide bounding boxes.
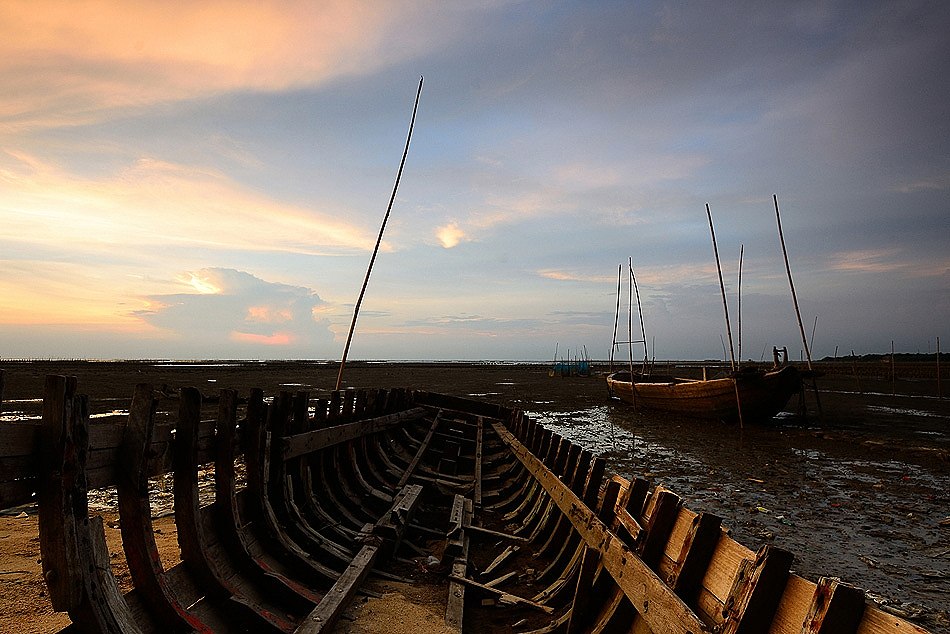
[0,0,456,130]
[435,223,466,248]
[0,151,374,258]
[136,268,334,356]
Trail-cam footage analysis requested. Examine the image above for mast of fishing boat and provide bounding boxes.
[774,194,822,417]
[610,264,621,372]
[773,195,812,372]
[737,244,743,365]
[336,76,423,391]
[631,262,649,373]
[706,204,744,427]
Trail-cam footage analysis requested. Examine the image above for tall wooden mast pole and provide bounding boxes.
[610,264,622,371]
[336,76,423,391]
[774,194,821,418]
[773,194,812,372]
[706,204,744,427]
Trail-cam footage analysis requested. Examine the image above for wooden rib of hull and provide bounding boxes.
[606,365,801,422]
[0,372,932,633]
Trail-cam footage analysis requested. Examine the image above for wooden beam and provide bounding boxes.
[474,417,484,507]
[721,545,793,634]
[396,410,442,488]
[668,512,723,606]
[281,407,426,460]
[447,575,554,614]
[491,422,711,634]
[800,577,865,634]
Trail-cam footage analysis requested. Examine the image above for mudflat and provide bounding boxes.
[1,360,948,632]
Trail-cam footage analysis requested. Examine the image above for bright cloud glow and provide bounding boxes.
[435,223,466,248]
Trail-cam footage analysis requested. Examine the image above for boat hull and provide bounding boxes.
[606,365,801,423]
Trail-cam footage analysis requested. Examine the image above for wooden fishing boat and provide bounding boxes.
[606,365,802,423]
[0,372,933,633]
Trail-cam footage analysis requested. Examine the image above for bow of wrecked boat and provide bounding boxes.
[0,374,936,633]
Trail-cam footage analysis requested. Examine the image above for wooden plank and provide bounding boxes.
[668,511,723,607]
[117,383,213,632]
[567,545,601,634]
[37,374,83,611]
[447,575,554,614]
[295,543,379,633]
[639,490,682,569]
[491,422,711,634]
[281,407,426,460]
[446,525,470,631]
[799,577,866,634]
[396,410,442,488]
[721,545,793,634]
[474,417,484,507]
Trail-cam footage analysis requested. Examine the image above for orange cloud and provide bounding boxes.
[0,151,374,257]
[231,330,294,346]
[0,1,460,130]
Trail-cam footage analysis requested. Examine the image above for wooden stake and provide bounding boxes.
[336,76,424,391]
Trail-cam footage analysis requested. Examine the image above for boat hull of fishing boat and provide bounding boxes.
[606,365,801,423]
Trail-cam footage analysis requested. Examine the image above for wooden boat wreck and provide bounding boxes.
[606,365,802,424]
[0,373,933,633]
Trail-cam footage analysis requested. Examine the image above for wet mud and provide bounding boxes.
[1,360,948,631]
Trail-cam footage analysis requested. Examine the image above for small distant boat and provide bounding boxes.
[606,364,801,423]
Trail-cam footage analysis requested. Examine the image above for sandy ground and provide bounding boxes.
[1,360,947,632]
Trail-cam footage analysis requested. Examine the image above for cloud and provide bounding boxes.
[136,268,334,354]
[435,223,466,248]
[0,151,374,259]
[0,1,463,130]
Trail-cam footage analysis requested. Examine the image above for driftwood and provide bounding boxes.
[0,373,936,633]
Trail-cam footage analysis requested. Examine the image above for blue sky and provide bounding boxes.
[1,1,947,361]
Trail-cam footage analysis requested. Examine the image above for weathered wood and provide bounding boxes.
[474,416,484,507]
[492,421,711,634]
[668,511,723,606]
[117,383,212,632]
[721,545,794,634]
[567,545,601,634]
[295,542,379,634]
[639,489,682,569]
[396,409,442,488]
[281,407,426,460]
[445,535,470,634]
[37,374,83,611]
[448,574,554,614]
[800,577,865,634]
[175,387,294,632]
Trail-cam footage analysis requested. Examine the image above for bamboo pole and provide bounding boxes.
[773,194,821,418]
[737,244,743,365]
[610,265,622,371]
[336,77,423,391]
[773,195,813,372]
[705,204,743,427]
[631,263,648,373]
[627,258,634,381]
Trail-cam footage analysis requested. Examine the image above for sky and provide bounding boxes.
[1,1,948,362]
